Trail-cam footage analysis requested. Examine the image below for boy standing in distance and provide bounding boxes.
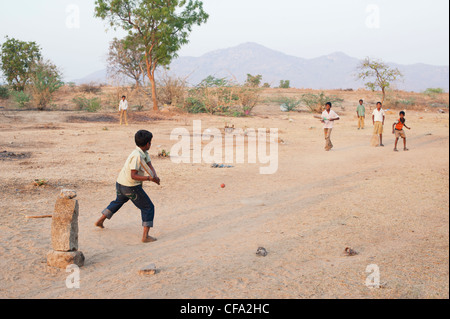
[372,102,386,147]
[95,130,161,243]
[392,111,411,152]
[321,102,340,151]
[356,99,365,130]
[119,95,129,126]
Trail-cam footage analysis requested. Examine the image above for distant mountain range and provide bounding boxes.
[72,42,449,92]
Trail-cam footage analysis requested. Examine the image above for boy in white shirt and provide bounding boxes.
[321,102,340,151]
[372,102,385,147]
[119,95,129,126]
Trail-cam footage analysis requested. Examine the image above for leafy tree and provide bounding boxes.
[357,57,403,104]
[0,36,42,91]
[95,0,209,111]
[29,59,64,110]
[245,74,262,87]
[279,80,290,89]
[107,37,146,87]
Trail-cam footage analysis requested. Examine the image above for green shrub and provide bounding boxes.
[0,86,10,100]
[183,97,207,114]
[273,96,301,112]
[12,90,31,108]
[301,91,344,113]
[73,96,102,112]
[424,88,445,95]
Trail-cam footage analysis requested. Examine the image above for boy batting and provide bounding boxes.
[95,130,161,243]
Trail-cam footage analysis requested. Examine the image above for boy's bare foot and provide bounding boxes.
[95,220,105,229]
[404,148,409,151]
[95,215,107,229]
[394,148,398,152]
[142,236,157,243]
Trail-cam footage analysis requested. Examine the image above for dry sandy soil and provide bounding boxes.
[0,94,448,299]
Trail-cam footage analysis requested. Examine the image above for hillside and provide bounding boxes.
[73,42,449,92]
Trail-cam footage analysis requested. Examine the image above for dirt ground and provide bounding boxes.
[0,95,448,299]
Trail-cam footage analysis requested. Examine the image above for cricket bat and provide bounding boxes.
[371,134,379,147]
[139,158,156,179]
[314,115,334,121]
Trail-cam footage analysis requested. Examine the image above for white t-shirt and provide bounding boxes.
[119,100,128,111]
[372,108,385,122]
[322,110,339,129]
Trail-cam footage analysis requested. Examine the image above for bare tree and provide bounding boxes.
[107,37,145,88]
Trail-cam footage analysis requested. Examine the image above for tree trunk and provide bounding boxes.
[381,88,386,105]
[149,74,158,111]
[145,52,158,111]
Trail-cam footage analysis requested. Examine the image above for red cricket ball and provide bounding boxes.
[221,183,225,188]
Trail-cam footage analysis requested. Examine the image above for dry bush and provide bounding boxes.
[234,87,261,115]
[181,77,261,116]
[385,91,449,111]
[156,73,187,107]
[79,82,102,94]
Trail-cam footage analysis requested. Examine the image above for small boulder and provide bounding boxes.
[256,247,268,257]
[60,189,77,199]
[47,250,85,269]
[139,263,157,276]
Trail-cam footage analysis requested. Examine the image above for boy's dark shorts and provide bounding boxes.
[103,182,155,227]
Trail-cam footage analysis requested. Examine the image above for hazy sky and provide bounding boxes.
[0,0,448,81]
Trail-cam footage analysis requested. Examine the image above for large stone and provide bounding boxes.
[51,197,79,252]
[47,250,85,269]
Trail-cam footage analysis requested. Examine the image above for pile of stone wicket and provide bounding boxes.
[47,190,85,269]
